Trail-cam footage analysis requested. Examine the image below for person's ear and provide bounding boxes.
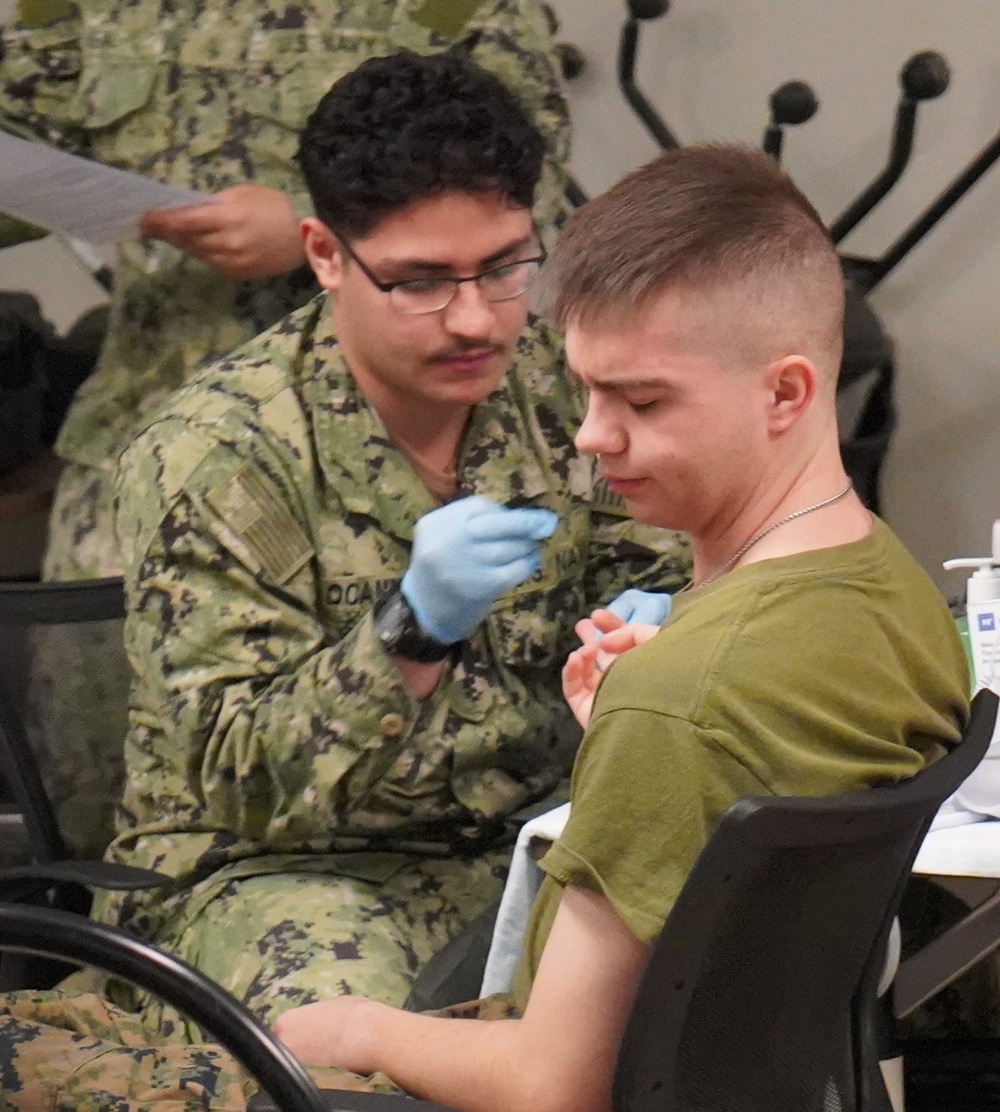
[765,354,815,434]
[301,218,343,292]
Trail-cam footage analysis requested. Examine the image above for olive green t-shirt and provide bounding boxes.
[513,517,969,1009]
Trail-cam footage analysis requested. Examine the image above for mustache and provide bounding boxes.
[428,339,506,361]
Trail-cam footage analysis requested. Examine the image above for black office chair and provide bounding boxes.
[612,690,994,1112]
[245,690,997,1112]
[0,577,168,987]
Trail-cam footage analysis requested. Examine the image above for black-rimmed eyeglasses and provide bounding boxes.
[335,234,546,315]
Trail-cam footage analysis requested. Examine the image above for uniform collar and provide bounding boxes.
[302,310,553,540]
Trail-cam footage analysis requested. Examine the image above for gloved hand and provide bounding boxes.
[402,495,558,644]
[604,588,672,627]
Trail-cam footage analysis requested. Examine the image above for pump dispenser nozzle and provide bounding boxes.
[943,521,1000,604]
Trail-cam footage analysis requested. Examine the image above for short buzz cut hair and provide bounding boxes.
[296,49,546,240]
[544,144,845,373]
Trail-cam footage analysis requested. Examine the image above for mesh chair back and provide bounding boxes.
[613,689,997,1112]
[0,578,128,864]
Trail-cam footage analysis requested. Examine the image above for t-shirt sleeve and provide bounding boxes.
[539,707,771,944]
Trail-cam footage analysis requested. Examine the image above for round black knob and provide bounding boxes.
[556,43,587,82]
[769,80,819,126]
[627,0,670,21]
[900,51,950,101]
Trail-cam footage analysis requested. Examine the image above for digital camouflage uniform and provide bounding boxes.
[89,298,690,1034]
[0,988,519,1110]
[0,0,572,579]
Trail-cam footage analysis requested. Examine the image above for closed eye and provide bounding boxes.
[395,277,452,295]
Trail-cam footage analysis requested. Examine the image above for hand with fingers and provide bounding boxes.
[139,184,305,279]
[564,620,661,729]
[402,496,558,645]
[574,587,671,673]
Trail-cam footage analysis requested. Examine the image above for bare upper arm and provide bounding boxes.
[517,884,651,1112]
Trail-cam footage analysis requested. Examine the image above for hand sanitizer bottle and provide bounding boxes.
[944,520,1000,692]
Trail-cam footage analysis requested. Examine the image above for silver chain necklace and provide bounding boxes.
[687,481,854,591]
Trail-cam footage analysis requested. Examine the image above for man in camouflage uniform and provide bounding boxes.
[90,49,689,1038]
[0,0,572,580]
[0,0,576,942]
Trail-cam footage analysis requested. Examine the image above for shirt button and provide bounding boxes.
[380,713,406,738]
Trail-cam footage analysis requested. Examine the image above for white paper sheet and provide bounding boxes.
[0,131,212,245]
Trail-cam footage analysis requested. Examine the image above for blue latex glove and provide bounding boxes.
[402,495,558,644]
[604,588,672,627]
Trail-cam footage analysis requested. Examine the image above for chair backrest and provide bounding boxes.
[0,577,127,865]
[614,688,998,1112]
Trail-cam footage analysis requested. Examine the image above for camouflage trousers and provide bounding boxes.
[0,989,520,1111]
[42,461,122,580]
[118,849,510,1039]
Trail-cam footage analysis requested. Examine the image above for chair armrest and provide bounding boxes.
[0,903,328,1112]
[0,859,170,899]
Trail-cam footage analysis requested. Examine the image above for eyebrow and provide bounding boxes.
[567,367,668,391]
[377,233,537,276]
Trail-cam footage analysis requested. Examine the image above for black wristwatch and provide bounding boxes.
[373,589,455,663]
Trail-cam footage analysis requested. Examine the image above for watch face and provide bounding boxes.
[374,591,452,663]
[376,593,411,647]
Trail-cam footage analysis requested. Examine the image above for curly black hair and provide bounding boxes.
[296,50,545,238]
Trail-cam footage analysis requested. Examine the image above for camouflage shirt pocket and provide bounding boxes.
[77,51,157,134]
[241,30,386,160]
[75,54,162,164]
[0,15,82,130]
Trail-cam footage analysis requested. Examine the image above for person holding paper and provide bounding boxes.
[0,0,573,580]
